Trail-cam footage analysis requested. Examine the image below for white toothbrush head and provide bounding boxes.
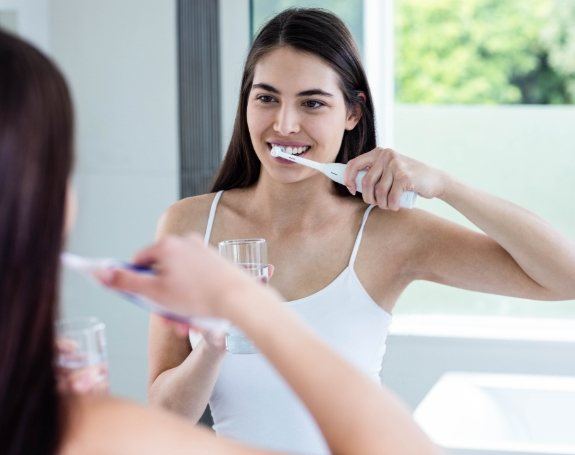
[270,145,285,157]
[61,252,119,273]
[270,146,324,171]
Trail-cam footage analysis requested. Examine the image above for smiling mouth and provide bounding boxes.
[267,143,311,156]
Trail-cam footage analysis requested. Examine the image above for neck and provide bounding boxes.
[248,171,346,231]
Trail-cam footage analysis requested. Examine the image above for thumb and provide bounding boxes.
[102,268,158,296]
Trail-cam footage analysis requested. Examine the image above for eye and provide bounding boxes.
[303,99,325,109]
[255,94,277,104]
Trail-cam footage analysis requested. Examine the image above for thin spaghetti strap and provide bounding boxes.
[348,204,376,267]
[204,190,224,245]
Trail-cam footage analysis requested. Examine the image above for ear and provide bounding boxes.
[345,92,365,131]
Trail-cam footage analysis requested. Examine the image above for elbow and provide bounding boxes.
[535,283,575,301]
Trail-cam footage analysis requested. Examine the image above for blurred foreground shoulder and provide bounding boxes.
[157,192,221,238]
[60,395,264,455]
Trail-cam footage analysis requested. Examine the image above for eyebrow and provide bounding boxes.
[252,83,333,97]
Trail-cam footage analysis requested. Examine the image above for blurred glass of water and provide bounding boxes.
[55,317,109,394]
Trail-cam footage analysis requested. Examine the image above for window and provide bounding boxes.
[251,0,363,52]
[250,0,575,318]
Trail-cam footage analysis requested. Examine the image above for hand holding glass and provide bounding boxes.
[56,317,109,394]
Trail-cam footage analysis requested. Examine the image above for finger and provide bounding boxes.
[345,153,376,194]
[202,331,227,351]
[374,169,394,209]
[388,176,408,211]
[92,268,115,284]
[161,318,191,337]
[104,268,158,296]
[173,323,191,337]
[131,242,165,267]
[268,264,275,279]
[72,377,92,394]
[56,338,78,354]
[360,160,384,205]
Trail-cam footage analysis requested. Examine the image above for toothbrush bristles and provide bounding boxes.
[271,146,283,157]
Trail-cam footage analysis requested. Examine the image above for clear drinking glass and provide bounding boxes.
[218,238,268,354]
[55,317,109,394]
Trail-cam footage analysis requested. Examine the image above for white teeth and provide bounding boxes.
[270,144,310,155]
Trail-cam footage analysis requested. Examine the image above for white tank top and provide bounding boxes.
[199,190,392,454]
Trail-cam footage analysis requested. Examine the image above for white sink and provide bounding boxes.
[414,372,575,455]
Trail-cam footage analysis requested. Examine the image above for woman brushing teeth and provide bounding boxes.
[149,8,575,454]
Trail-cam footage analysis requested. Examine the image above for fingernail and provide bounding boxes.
[95,269,115,285]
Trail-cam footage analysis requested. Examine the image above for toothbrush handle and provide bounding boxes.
[355,171,417,209]
[324,163,417,209]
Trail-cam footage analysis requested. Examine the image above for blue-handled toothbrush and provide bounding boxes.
[61,253,230,333]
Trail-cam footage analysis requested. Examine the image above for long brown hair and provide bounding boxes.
[0,29,74,454]
[211,8,376,196]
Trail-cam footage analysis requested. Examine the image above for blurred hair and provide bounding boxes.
[0,28,74,454]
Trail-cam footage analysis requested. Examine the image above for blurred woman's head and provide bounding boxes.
[212,8,376,195]
[0,29,74,454]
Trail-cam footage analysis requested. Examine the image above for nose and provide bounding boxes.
[273,104,300,136]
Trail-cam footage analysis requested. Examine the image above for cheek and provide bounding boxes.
[246,103,267,135]
[308,115,346,144]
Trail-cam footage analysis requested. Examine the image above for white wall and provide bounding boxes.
[50,0,179,402]
[0,0,50,51]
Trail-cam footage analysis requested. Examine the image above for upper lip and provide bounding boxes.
[267,140,312,148]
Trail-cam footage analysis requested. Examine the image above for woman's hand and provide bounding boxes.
[344,147,450,210]
[160,317,228,352]
[99,234,261,320]
[56,339,109,395]
[157,262,274,353]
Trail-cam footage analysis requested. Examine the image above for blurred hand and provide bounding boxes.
[99,234,262,320]
[344,147,450,210]
[154,260,275,353]
[56,339,109,395]
[160,317,227,352]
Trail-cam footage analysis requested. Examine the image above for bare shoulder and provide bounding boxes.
[363,205,490,277]
[157,192,220,238]
[362,207,429,248]
[60,395,263,455]
[352,206,473,305]
[359,206,472,275]
[365,206,466,247]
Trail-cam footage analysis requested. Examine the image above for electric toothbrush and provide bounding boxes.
[61,253,230,333]
[271,146,417,209]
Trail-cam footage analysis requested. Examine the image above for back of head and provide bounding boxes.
[212,8,376,195]
[0,29,73,454]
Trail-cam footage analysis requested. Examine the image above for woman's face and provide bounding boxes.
[247,46,360,185]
